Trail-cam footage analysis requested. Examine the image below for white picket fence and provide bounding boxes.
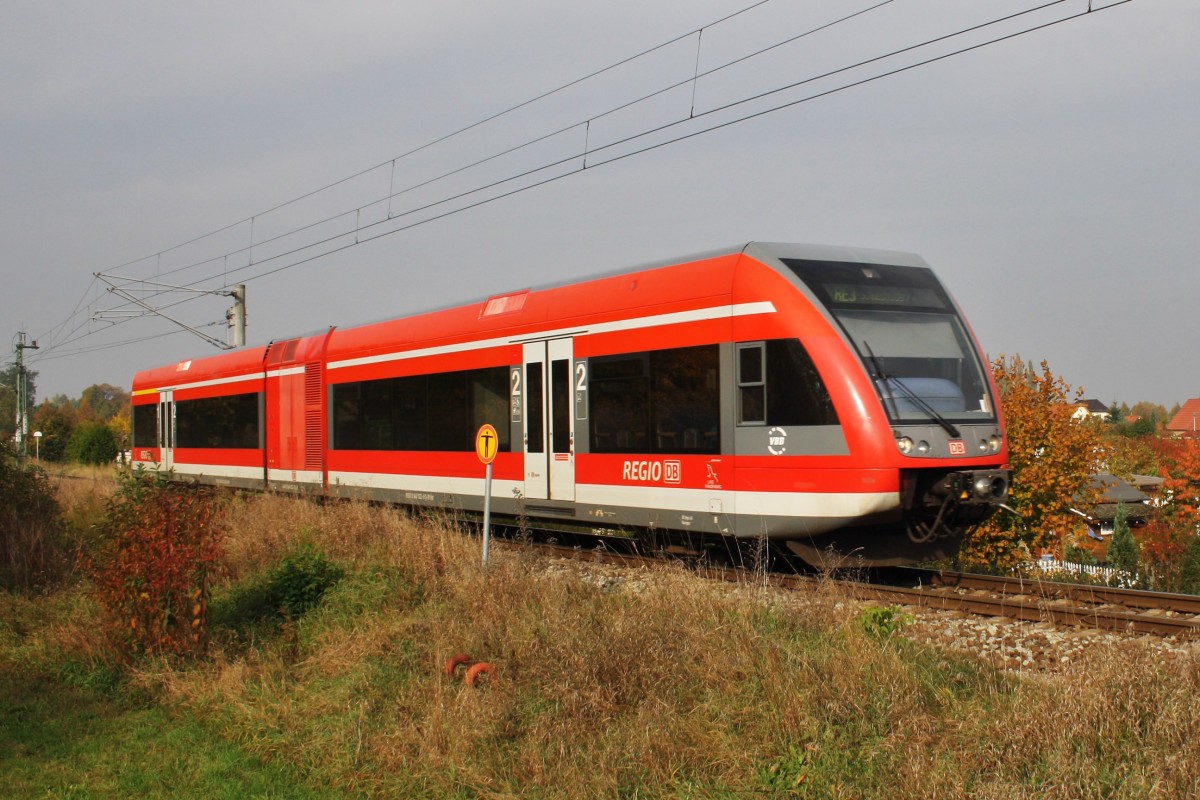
[1027,556,1118,582]
[1026,557,1138,587]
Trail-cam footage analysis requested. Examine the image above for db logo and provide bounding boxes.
[948,440,966,456]
[622,459,682,484]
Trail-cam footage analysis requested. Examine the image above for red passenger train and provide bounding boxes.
[131,242,1009,566]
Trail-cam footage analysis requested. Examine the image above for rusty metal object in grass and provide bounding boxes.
[464,662,495,686]
[443,652,473,676]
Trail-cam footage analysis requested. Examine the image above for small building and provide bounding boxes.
[1073,473,1152,537]
[1072,399,1111,422]
[1166,398,1200,438]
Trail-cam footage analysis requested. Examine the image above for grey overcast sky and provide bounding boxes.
[2,0,1196,407]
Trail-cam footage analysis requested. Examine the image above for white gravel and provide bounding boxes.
[902,605,1199,673]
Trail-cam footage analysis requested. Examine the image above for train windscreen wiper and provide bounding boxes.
[862,341,961,439]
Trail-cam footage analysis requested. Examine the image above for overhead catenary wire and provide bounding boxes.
[134,0,904,290]
[97,0,778,279]
[103,0,902,293]
[126,0,1098,291]
[31,328,200,363]
[28,0,790,359]
[38,0,892,352]
[138,0,1113,296]
[27,0,1127,370]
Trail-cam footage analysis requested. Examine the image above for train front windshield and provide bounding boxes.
[783,258,996,425]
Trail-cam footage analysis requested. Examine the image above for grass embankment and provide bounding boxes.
[3,483,1200,798]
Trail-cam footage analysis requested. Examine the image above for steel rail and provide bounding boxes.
[893,567,1200,615]
[519,541,1200,639]
[849,580,1200,638]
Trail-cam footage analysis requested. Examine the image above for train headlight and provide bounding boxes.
[974,475,1007,499]
[988,434,1002,453]
[978,439,989,453]
[897,436,913,454]
[917,440,931,454]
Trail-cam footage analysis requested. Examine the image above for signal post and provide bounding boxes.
[475,424,499,565]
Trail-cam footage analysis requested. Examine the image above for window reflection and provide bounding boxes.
[738,340,838,427]
[332,367,510,452]
[175,392,261,449]
[590,345,719,454]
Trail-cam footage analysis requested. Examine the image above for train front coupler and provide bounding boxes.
[905,468,1010,544]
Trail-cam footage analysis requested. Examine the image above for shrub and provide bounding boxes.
[266,541,344,618]
[0,446,66,591]
[215,539,344,629]
[64,421,118,465]
[90,470,224,658]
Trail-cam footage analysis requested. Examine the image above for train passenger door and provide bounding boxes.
[521,338,576,501]
[157,390,175,470]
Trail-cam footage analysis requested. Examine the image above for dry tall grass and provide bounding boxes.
[40,489,1200,797]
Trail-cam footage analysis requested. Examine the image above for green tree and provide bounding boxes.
[30,399,76,462]
[1177,535,1200,595]
[0,393,11,443]
[1106,503,1141,583]
[65,420,118,464]
[79,383,130,422]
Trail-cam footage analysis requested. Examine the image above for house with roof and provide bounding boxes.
[1167,398,1200,438]
[1073,473,1153,538]
[1072,398,1111,421]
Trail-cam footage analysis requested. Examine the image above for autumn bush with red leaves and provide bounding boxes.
[91,469,225,659]
[960,356,1102,568]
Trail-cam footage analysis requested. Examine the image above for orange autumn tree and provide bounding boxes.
[1149,436,1200,533]
[960,356,1102,568]
[1135,438,1200,591]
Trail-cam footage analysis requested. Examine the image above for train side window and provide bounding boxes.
[650,346,719,453]
[525,362,545,454]
[175,392,261,449]
[331,366,511,452]
[471,369,511,446]
[426,372,468,450]
[589,354,649,453]
[737,343,766,425]
[737,340,839,427]
[131,404,158,447]
[766,339,839,427]
[589,345,718,455]
[550,359,571,453]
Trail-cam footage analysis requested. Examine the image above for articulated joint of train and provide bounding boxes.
[903,468,1010,545]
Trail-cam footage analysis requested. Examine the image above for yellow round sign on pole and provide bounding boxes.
[475,423,499,465]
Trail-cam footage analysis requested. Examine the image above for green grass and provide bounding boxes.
[0,667,330,799]
[7,491,1200,799]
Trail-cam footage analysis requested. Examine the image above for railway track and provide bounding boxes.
[522,538,1200,639]
[860,567,1200,639]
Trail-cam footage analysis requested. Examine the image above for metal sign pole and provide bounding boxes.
[475,423,499,567]
[482,461,493,566]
